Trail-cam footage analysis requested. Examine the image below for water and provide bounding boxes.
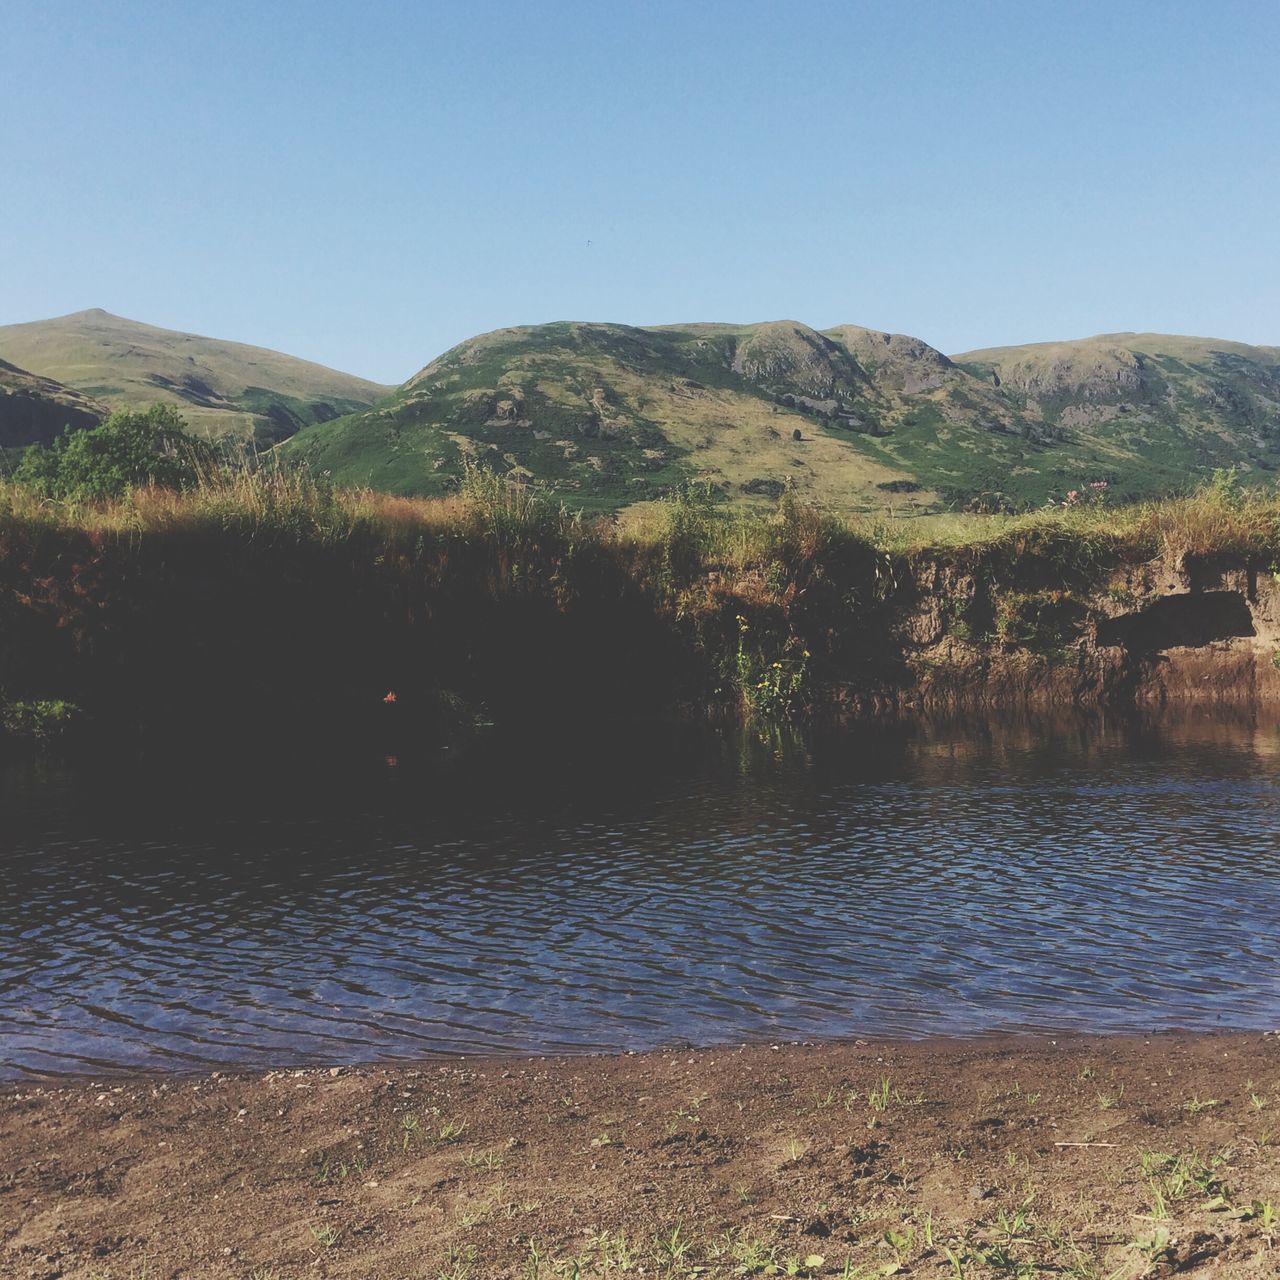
[3,712,1279,1076]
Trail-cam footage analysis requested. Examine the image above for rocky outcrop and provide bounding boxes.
[823,324,957,394]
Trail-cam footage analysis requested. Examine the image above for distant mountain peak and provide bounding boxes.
[0,310,391,448]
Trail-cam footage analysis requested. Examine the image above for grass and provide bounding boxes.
[308,1223,339,1249]
[3,467,1280,749]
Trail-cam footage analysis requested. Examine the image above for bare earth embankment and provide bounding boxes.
[3,1034,1279,1278]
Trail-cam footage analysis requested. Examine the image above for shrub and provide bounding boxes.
[657,481,721,586]
[14,404,216,500]
[0,696,80,743]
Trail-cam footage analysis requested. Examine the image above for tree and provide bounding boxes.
[13,404,214,500]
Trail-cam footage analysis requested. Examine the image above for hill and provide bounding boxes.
[0,358,105,450]
[953,332,1280,495]
[0,310,391,445]
[281,319,1005,513]
[283,321,1280,513]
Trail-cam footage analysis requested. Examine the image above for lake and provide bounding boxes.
[3,710,1279,1077]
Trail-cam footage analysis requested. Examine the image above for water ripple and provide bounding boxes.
[3,722,1280,1075]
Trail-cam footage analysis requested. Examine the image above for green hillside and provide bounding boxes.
[0,310,391,445]
[281,320,993,513]
[283,321,1280,513]
[0,358,105,450]
[953,333,1280,498]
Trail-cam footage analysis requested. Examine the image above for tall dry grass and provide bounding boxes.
[5,465,1279,579]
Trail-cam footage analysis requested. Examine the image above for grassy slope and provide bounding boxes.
[953,332,1280,498]
[0,309,392,445]
[0,357,105,449]
[282,320,974,514]
[284,321,1280,515]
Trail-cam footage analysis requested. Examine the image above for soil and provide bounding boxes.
[3,1034,1279,1279]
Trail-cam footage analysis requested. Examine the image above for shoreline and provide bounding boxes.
[5,1024,1278,1085]
[7,479,1280,756]
[5,1031,1278,1278]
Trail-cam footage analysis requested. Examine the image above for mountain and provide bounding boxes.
[0,310,392,445]
[281,320,1005,513]
[0,358,105,450]
[282,320,1280,513]
[953,332,1280,492]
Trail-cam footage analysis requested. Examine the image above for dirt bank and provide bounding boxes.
[3,1034,1278,1278]
[8,483,1280,755]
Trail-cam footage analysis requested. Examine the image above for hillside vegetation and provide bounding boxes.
[6,310,1279,514]
[0,309,390,446]
[283,320,1280,514]
[0,357,104,449]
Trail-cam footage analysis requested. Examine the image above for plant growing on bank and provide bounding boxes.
[734,614,809,719]
[0,695,79,743]
[867,1076,893,1113]
[13,404,219,500]
[657,480,721,587]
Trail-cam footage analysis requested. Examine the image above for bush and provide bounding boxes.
[13,404,215,500]
[0,696,79,743]
[657,481,720,585]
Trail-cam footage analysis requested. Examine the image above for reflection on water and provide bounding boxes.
[3,710,1280,1076]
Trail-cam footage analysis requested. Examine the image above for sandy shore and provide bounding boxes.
[2,1033,1278,1279]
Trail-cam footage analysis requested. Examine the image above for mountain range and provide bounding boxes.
[5,310,1280,512]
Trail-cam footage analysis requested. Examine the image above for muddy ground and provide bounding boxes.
[2,1034,1279,1279]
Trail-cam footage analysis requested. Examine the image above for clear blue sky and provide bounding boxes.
[3,0,1277,383]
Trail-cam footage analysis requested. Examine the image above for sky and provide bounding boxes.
[2,0,1278,384]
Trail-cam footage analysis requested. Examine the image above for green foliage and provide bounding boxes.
[1209,466,1244,509]
[460,464,581,550]
[14,404,215,500]
[734,614,810,719]
[658,481,721,585]
[994,590,1088,655]
[0,696,79,743]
